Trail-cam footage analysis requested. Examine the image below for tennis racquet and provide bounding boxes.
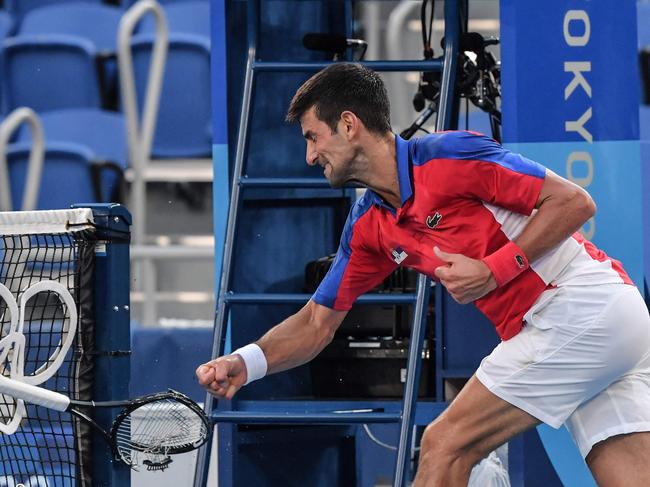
[0,375,211,471]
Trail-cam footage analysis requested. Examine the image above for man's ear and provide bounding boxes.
[339,111,359,140]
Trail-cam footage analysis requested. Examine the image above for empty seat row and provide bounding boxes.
[5,108,127,210]
[3,0,196,21]
[1,0,211,159]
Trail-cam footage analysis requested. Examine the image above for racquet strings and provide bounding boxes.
[114,396,209,466]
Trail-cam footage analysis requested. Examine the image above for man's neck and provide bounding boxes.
[354,132,402,208]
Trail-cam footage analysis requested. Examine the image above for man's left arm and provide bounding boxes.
[435,169,595,303]
[512,169,595,261]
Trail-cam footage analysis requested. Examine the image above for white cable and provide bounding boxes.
[362,424,421,452]
[363,424,396,451]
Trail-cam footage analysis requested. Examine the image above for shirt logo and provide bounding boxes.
[426,212,442,229]
[390,246,408,264]
[515,254,526,268]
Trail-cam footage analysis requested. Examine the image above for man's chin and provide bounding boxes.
[327,176,358,189]
[328,178,345,189]
[323,171,343,188]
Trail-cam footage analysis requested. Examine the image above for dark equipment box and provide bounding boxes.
[310,337,434,399]
[305,254,423,338]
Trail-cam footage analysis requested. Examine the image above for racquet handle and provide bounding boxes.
[0,375,71,412]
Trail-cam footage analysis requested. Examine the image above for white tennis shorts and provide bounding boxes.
[476,283,650,458]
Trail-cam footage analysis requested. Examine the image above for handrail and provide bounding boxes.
[130,244,214,259]
[117,0,168,245]
[0,107,44,211]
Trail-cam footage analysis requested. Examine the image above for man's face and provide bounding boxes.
[300,107,355,188]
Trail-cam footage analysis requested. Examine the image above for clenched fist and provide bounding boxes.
[196,354,248,400]
[433,246,497,304]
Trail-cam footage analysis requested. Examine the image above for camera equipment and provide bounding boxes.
[402,32,502,141]
[411,0,437,113]
[401,2,503,141]
[302,32,368,61]
[454,33,502,141]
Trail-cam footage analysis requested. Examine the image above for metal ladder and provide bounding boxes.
[193,1,460,485]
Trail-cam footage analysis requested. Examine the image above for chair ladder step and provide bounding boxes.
[210,410,401,424]
[224,292,417,305]
[253,60,443,73]
[239,177,338,189]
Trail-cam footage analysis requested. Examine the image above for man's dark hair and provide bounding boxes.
[286,63,391,134]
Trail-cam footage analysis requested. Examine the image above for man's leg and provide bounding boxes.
[586,432,650,486]
[413,375,540,487]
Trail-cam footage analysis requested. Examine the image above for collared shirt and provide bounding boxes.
[312,131,632,340]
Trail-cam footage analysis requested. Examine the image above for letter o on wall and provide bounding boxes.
[564,10,590,46]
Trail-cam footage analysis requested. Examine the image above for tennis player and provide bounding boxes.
[197,63,650,486]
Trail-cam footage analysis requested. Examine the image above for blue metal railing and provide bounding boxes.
[224,293,417,305]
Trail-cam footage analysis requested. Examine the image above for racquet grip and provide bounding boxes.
[0,375,71,412]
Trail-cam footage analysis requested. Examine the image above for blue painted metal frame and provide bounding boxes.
[74,203,132,487]
[224,293,417,305]
[253,60,444,72]
[194,1,459,485]
[230,400,448,426]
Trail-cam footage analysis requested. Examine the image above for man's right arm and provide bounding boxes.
[196,300,347,399]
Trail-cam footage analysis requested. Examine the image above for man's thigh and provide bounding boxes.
[430,375,540,457]
[586,432,650,487]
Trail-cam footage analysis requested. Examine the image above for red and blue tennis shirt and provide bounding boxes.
[312,131,632,340]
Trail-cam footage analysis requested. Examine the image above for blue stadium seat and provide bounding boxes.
[0,10,15,114]
[6,141,100,210]
[124,0,198,8]
[15,2,123,110]
[19,2,122,53]
[4,0,102,21]
[132,1,211,158]
[15,109,128,202]
[138,0,210,37]
[0,10,14,40]
[2,35,102,112]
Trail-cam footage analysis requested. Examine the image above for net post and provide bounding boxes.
[76,203,132,487]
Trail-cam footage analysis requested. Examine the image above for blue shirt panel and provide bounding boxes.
[312,191,375,308]
[410,131,546,179]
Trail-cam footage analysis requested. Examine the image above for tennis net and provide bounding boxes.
[0,208,96,487]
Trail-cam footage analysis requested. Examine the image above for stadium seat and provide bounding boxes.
[123,0,197,8]
[0,10,14,41]
[0,10,15,114]
[4,0,102,21]
[2,35,102,112]
[20,2,122,53]
[6,141,100,210]
[131,1,211,158]
[15,109,128,202]
[11,2,123,110]
[138,0,210,37]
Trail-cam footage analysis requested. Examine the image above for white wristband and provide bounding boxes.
[233,343,267,385]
